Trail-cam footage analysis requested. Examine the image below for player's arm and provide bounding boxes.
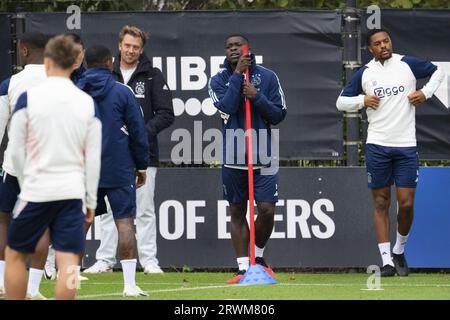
[402,56,445,106]
[125,90,150,175]
[209,72,244,115]
[243,72,287,125]
[336,66,379,111]
[0,78,11,143]
[84,101,102,211]
[7,92,28,186]
[145,68,175,137]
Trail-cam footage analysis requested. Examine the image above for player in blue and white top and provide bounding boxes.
[0,32,51,300]
[336,28,445,277]
[4,35,101,300]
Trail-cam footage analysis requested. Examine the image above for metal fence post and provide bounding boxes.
[10,10,25,74]
[342,0,361,166]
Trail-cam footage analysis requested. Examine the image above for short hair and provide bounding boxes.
[44,35,80,70]
[85,45,112,68]
[366,28,389,46]
[19,32,49,50]
[225,34,249,45]
[64,32,84,48]
[118,25,148,47]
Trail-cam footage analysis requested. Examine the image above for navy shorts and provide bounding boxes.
[8,199,85,254]
[222,166,278,204]
[96,185,136,219]
[365,143,419,189]
[0,170,20,214]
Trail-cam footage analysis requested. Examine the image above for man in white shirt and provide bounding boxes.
[3,35,101,300]
[336,28,444,277]
[0,32,50,300]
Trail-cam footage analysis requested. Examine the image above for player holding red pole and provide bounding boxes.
[208,35,287,284]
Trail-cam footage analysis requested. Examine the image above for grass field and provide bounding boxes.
[38,271,450,300]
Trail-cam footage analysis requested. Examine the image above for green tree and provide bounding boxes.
[2,0,449,12]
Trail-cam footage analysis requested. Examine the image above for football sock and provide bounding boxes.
[255,246,265,258]
[393,231,409,255]
[237,257,249,272]
[378,242,394,266]
[121,259,137,290]
[0,260,4,288]
[27,268,44,296]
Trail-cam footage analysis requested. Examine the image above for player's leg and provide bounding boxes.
[396,188,415,238]
[222,166,250,283]
[372,187,391,243]
[254,170,278,278]
[44,245,56,280]
[227,202,249,283]
[51,199,85,299]
[366,144,396,276]
[0,214,10,259]
[27,228,50,299]
[116,217,147,296]
[391,146,419,276]
[254,202,275,249]
[230,202,250,259]
[136,167,162,274]
[0,170,19,295]
[0,213,10,296]
[4,246,27,299]
[5,200,53,299]
[83,190,116,274]
[115,217,137,260]
[109,187,147,296]
[54,251,79,300]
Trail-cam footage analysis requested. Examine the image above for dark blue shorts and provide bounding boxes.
[0,170,20,214]
[222,166,278,204]
[96,185,136,219]
[8,199,84,254]
[365,143,419,189]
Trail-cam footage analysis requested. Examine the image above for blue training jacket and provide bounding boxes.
[208,54,287,167]
[77,67,149,188]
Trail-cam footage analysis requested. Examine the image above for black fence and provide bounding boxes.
[1,9,449,162]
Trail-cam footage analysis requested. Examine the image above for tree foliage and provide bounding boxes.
[145,0,450,10]
[1,0,449,12]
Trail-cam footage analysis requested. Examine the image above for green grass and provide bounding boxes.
[38,272,450,300]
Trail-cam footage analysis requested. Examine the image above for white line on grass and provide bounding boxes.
[278,283,450,288]
[60,282,450,289]
[73,282,450,299]
[76,284,237,299]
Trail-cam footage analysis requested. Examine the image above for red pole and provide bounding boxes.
[242,44,256,266]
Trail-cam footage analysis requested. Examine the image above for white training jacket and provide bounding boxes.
[7,76,102,209]
[336,53,445,147]
[0,64,47,176]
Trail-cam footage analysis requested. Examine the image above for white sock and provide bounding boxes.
[27,268,44,296]
[121,259,137,290]
[393,231,409,255]
[47,246,56,268]
[378,242,394,267]
[255,246,265,258]
[0,260,5,288]
[237,257,249,272]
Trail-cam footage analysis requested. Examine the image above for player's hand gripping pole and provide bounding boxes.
[239,45,276,285]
